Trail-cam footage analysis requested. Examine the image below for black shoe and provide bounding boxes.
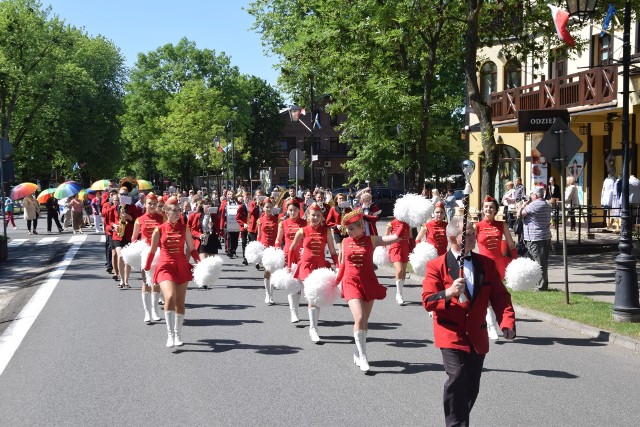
[242,258,248,265]
[255,263,261,271]
[106,268,113,274]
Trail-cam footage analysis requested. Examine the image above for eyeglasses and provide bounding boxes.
[119,192,128,196]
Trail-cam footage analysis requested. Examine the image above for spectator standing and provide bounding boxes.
[45,196,63,233]
[91,192,103,233]
[501,181,517,230]
[565,176,580,231]
[443,189,457,222]
[69,194,84,234]
[518,186,552,291]
[514,177,526,201]
[4,197,17,229]
[22,193,39,235]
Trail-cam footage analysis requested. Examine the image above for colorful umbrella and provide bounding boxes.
[36,188,57,203]
[137,179,154,190]
[10,182,38,200]
[77,189,96,201]
[54,181,83,199]
[89,179,111,191]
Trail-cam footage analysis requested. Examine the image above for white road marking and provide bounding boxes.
[0,240,83,376]
[35,237,58,246]
[8,239,27,248]
[68,235,87,244]
[100,235,106,243]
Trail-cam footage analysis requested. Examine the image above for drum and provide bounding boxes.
[226,204,240,232]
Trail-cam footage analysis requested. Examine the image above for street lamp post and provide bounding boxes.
[568,0,640,321]
[397,124,406,193]
[289,92,317,190]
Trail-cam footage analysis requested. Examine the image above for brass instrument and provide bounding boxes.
[117,205,127,238]
[201,212,212,246]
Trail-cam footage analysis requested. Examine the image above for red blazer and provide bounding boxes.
[187,212,203,250]
[236,203,249,231]
[247,201,260,233]
[422,251,515,355]
[362,204,381,236]
[218,199,228,233]
[325,206,342,232]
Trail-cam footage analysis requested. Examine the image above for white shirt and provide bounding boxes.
[450,249,475,297]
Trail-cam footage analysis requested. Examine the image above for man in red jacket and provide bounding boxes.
[422,216,516,427]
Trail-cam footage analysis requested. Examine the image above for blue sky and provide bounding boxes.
[43,0,281,87]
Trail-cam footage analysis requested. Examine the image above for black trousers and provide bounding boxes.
[47,211,63,232]
[248,232,257,242]
[105,236,113,269]
[441,348,486,427]
[240,230,249,258]
[226,231,239,255]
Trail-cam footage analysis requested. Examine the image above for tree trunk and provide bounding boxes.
[465,0,498,203]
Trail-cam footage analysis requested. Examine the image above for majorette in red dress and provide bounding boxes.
[424,219,448,256]
[387,219,411,263]
[257,213,279,247]
[153,221,193,284]
[475,218,510,280]
[293,224,331,280]
[339,234,387,302]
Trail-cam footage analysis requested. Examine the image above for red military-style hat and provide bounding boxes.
[434,201,445,208]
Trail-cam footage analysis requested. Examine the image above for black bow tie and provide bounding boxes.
[457,254,472,262]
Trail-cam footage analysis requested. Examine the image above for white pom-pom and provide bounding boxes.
[245,241,266,264]
[409,242,439,276]
[393,194,435,228]
[192,255,224,289]
[373,246,390,268]
[121,240,148,270]
[141,246,160,283]
[505,258,542,291]
[271,267,303,294]
[303,268,339,307]
[262,247,285,273]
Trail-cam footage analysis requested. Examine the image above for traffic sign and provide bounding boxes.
[536,118,583,165]
[289,149,305,163]
[289,165,304,181]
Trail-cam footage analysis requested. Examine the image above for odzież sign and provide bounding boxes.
[517,109,570,133]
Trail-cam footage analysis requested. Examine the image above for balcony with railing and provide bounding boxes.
[490,65,618,121]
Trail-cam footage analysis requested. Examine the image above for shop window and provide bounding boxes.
[593,33,613,66]
[495,144,521,201]
[480,62,497,103]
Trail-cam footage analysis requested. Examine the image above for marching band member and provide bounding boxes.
[256,197,279,304]
[188,201,221,262]
[108,182,140,289]
[385,216,412,305]
[131,193,164,323]
[145,197,199,348]
[359,193,381,237]
[103,190,117,277]
[325,193,351,255]
[288,202,339,343]
[476,196,516,280]
[422,217,515,426]
[247,190,263,242]
[236,192,250,265]
[415,201,449,256]
[220,190,240,258]
[275,198,307,322]
[335,209,402,372]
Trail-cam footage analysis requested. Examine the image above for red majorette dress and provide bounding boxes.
[279,216,307,264]
[339,234,387,302]
[475,219,509,280]
[257,213,279,247]
[293,224,330,281]
[424,219,448,256]
[137,212,164,245]
[387,219,411,263]
[153,221,193,284]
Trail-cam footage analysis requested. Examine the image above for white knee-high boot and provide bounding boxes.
[164,310,175,347]
[142,292,151,323]
[395,279,405,305]
[150,292,161,321]
[264,278,273,305]
[354,330,370,372]
[308,307,320,343]
[288,293,300,323]
[486,306,500,340]
[174,313,184,346]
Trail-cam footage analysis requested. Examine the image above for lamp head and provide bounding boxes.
[461,160,475,180]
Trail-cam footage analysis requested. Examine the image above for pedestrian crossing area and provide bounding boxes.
[7,234,90,248]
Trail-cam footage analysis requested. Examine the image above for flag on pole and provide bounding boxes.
[313,113,322,130]
[548,4,575,47]
[600,4,617,38]
[222,143,232,153]
[72,162,79,171]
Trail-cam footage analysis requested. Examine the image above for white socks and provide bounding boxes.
[288,293,300,323]
[308,307,320,343]
[150,292,161,321]
[164,310,175,347]
[395,279,405,305]
[264,279,273,305]
[174,313,184,347]
[353,330,369,372]
[142,292,151,323]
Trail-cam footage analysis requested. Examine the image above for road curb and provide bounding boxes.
[514,304,640,353]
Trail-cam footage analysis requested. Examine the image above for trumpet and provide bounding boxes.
[201,214,212,246]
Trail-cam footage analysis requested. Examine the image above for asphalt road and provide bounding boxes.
[0,229,639,426]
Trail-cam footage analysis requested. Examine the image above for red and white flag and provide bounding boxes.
[548,4,575,47]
